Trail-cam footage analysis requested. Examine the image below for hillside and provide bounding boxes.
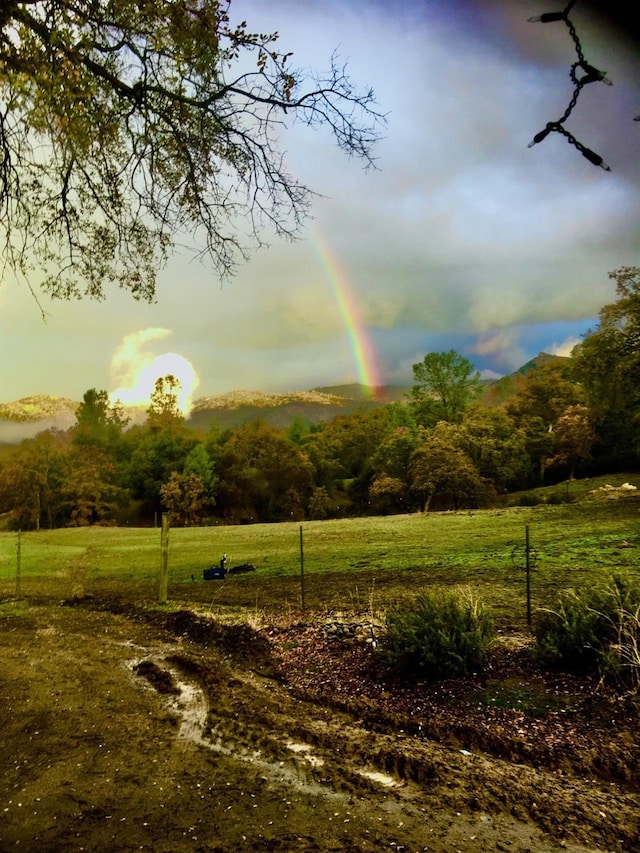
[0,394,79,423]
[0,395,79,444]
[0,385,410,443]
[187,385,408,431]
[479,352,570,407]
[0,355,567,443]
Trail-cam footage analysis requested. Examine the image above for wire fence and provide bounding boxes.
[2,502,639,625]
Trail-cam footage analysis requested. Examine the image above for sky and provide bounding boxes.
[1,0,639,413]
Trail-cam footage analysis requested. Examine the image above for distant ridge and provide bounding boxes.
[0,394,78,422]
[480,352,570,408]
[0,359,568,443]
[187,384,407,431]
[0,384,407,441]
[311,383,408,403]
[0,395,79,445]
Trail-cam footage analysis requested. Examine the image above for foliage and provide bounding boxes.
[308,486,332,520]
[534,575,640,683]
[520,415,555,486]
[409,423,485,511]
[368,474,407,514]
[573,267,640,468]
[160,471,208,527]
[125,423,199,519]
[368,425,420,513]
[459,405,530,492]
[216,420,314,522]
[411,350,482,427]
[382,588,495,680]
[0,429,68,529]
[507,361,582,432]
[546,404,596,479]
[0,1,383,301]
[61,445,126,526]
[147,376,184,431]
[73,389,129,449]
[304,409,393,484]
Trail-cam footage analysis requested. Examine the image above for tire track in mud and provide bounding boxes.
[128,652,379,802]
[3,601,635,852]
[126,645,638,853]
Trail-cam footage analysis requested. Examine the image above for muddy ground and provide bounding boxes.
[0,597,638,852]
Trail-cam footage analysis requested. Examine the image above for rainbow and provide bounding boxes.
[311,229,383,397]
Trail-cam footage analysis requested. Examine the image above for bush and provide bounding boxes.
[381,588,495,681]
[514,493,542,507]
[534,575,640,684]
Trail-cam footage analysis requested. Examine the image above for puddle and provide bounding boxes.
[169,678,209,742]
[358,770,403,788]
[128,656,342,799]
[285,740,325,767]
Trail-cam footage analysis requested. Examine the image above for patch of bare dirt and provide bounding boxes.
[0,598,638,852]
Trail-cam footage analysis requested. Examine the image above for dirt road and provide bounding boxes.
[0,598,638,852]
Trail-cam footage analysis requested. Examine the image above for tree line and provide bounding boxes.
[1,267,638,530]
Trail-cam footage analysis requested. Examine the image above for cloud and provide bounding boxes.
[548,336,582,358]
[2,0,639,403]
[468,329,528,372]
[109,329,200,414]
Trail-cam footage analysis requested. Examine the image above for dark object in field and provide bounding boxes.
[203,563,256,580]
[203,565,226,580]
[227,563,256,575]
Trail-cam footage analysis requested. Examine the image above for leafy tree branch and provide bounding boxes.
[0,0,385,301]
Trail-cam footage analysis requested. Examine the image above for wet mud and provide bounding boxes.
[0,599,638,852]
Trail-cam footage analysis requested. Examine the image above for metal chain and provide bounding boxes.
[527,0,612,170]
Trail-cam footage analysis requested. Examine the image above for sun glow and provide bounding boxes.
[109,328,199,414]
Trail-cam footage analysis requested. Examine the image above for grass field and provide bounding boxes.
[2,474,640,626]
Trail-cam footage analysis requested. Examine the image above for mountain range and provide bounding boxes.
[0,353,567,444]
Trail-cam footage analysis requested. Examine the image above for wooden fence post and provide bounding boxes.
[299,525,305,612]
[16,529,21,598]
[525,524,532,627]
[158,513,170,604]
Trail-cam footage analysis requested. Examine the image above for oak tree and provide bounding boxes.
[411,350,483,428]
[506,359,582,432]
[409,423,484,512]
[572,267,640,464]
[160,470,207,526]
[0,1,383,302]
[546,404,596,480]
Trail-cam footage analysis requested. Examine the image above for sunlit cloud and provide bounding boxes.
[548,336,582,358]
[1,1,638,404]
[109,328,200,414]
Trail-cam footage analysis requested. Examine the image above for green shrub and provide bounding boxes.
[534,575,640,683]
[514,493,542,507]
[534,590,608,674]
[544,490,572,505]
[381,588,495,681]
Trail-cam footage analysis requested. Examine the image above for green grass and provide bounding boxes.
[1,479,640,626]
[506,472,639,506]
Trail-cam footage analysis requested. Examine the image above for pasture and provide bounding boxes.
[2,483,639,626]
[2,479,640,852]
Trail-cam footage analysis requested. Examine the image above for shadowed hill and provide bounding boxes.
[479,353,570,408]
